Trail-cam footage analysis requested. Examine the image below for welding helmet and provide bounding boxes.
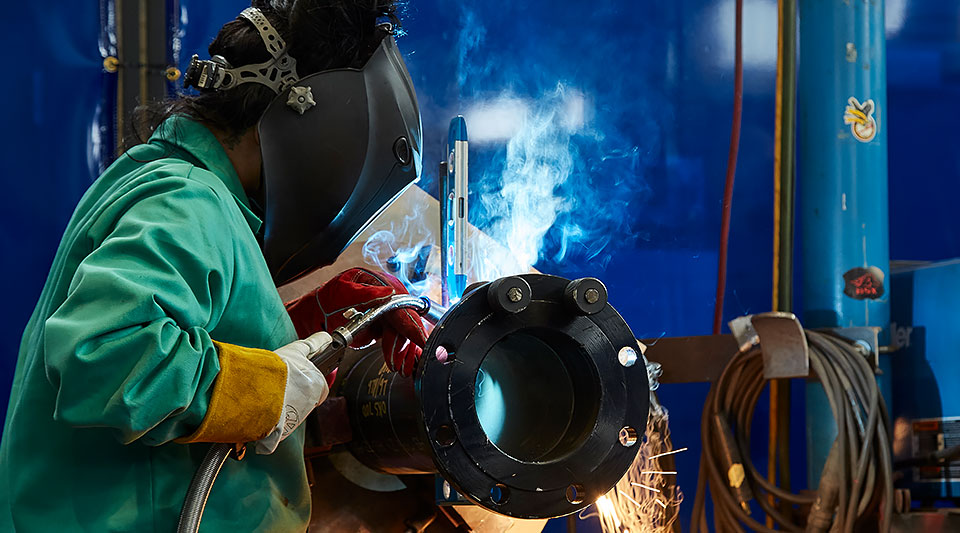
[183,7,422,283]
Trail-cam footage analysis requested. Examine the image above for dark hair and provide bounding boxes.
[125,0,400,149]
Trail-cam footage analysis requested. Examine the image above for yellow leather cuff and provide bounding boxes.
[178,341,287,444]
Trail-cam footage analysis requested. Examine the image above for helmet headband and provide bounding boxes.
[183,7,299,94]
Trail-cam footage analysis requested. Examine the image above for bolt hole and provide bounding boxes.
[435,344,455,364]
[434,424,456,447]
[619,426,638,447]
[490,483,510,504]
[565,483,586,505]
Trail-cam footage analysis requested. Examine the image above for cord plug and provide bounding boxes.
[712,414,753,513]
[806,440,841,532]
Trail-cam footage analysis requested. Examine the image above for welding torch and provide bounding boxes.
[177,294,448,533]
[310,295,447,374]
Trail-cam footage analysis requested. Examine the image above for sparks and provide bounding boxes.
[648,447,688,460]
[616,489,644,510]
[595,495,622,528]
[630,482,661,493]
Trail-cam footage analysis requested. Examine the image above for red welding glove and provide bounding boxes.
[285,268,427,377]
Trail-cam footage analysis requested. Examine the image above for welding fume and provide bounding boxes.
[0,1,660,532]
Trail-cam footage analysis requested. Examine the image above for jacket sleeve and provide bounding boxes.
[43,176,287,446]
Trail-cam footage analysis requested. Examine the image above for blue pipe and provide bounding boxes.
[798,0,890,488]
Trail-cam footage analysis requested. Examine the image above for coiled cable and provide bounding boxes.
[691,330,892,532]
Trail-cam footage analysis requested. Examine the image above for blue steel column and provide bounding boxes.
[798,0,889,487]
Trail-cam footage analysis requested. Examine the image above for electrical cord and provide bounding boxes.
[692,331,893,532]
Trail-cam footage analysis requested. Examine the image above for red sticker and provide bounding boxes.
[843,266,885,300]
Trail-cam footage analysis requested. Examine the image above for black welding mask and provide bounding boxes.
[184,8,422,284]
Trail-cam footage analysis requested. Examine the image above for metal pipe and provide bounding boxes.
[798,0,890,487]
[325,295,430,349]
[337,275,650,519]
[339,346,436,474]
[423,299,448,325]
[770,0,798,511]
[774,0,797,316]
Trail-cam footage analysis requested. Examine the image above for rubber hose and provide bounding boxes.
[712,0,744,336]
[176,443,233,533]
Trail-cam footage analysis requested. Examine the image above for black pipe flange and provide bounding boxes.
[417,274,649,519]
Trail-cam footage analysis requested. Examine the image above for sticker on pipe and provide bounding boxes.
[843,266,885,300]
[843,97,878,143]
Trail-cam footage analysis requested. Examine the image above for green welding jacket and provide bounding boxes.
[0,116,309,532]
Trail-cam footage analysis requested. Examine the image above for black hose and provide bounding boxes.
[176,443,233,533]
[691,331,893,532]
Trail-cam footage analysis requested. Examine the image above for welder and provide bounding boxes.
[0,1,425,531]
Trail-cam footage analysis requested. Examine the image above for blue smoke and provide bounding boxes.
[365,2,665,289]
[457,4,659,280]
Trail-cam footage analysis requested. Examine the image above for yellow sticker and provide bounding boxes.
[728,463,746,489]
[843,97,878,142]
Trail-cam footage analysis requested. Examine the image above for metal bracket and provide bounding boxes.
[816,326,880,370]
[728,315,760,353]
[730,312,809,379]
[640,334,739,384]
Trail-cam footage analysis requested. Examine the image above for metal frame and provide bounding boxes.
[644,320,879,385]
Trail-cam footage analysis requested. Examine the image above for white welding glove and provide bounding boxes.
[255,331,332,455]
